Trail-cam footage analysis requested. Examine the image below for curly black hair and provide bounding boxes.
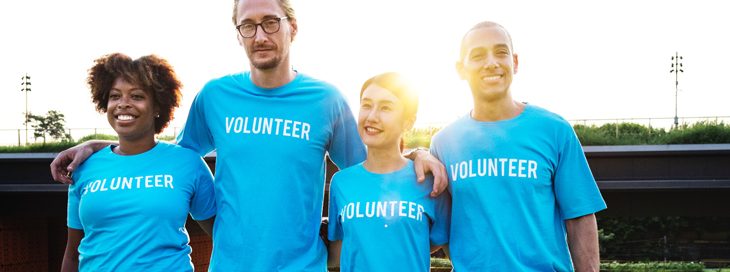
[87,53,182,134]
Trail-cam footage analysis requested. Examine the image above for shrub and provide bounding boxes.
[664,121,730,144]
[430,258,452,268]
[76,134,118,142]
[0,142,77,153]
[404,127,440,148]
[600,261,703,271]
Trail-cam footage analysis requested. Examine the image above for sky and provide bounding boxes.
[1,0,729,144]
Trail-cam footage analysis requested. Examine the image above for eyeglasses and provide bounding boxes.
[236,16,288,38]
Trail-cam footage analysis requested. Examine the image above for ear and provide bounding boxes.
[289,18,298,42]
[455,60,467,80]
[512,53,519,74]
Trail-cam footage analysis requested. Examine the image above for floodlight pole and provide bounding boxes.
[670,52,683,128]
[20,73,31,144]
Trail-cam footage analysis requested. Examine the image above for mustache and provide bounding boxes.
[253,44,277,51]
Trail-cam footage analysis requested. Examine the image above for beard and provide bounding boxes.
[250,55,282,70]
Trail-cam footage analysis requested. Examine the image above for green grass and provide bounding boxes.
[429,259,711,271]
[601,261,704,271]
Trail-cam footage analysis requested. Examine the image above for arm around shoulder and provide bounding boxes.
[50,140,115,184]
[406,148,448,197]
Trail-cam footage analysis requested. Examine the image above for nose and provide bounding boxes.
[116,96,131,109]
[364,108,379,123]
[253,24,269,42]
[483,56,499,69]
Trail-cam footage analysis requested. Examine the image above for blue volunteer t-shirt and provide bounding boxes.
[177,71,366,271]
[430,104,606,272]
[67,142,216,272]
[328,160,451,272]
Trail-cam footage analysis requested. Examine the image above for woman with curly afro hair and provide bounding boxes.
[61,53,216,272]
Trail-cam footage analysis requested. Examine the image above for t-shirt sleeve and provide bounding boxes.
[67,180,83,230]
[189,157,216,221]
[430,182,451,246]
[554,127,607,219]
[327,177,344,241]
[177,90,215,156]
[327,97,366,169]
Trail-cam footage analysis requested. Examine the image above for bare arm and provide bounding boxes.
[196,216,215,237]
[327,240,342,269]
[51,140,116,184]
[405,149,448,197]
[61,228,84,272]
[565,213,600,272]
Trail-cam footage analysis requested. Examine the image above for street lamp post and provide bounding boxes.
[20,73,31,145]
[669,52,683,128]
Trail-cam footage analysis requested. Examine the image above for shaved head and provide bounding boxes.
[460,21,514,59]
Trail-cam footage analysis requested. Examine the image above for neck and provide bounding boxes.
[472,95,525,122]
[249,61,297,89]
[116,136,156,155]
[363,145,408,174]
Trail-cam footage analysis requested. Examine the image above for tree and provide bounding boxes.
[24,110,72,144]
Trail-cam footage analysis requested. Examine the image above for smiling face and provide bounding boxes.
[235,0,297,70]
[456,25,519,102]
[358,83,413,151]
[106,77,157,143]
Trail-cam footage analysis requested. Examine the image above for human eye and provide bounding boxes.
[239,23,255,32]
[361,102,372,109]
[131,91,147,100]
[470,53,485,61]
[263,18,279,26]
[262,19,280,31]
[108,92,121,100]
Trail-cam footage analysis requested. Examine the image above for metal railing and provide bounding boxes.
[1,116,729,146]
[569,116,730,129]
[0,127,180,146]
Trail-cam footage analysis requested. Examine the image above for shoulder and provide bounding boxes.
[297,73,340,92]
[520,104,576,137]
[296,73,348,102]
[431,114,471,145]
[77,146,113,170]
[525,104,571,127]
[197,72,247,97]
[330,163,365,186]
[155,142,204,162]
[72,147,114,186]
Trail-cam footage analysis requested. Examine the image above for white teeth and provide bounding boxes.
[365,127,380,133]
[482,75,501,81]
[117,115,135,121]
